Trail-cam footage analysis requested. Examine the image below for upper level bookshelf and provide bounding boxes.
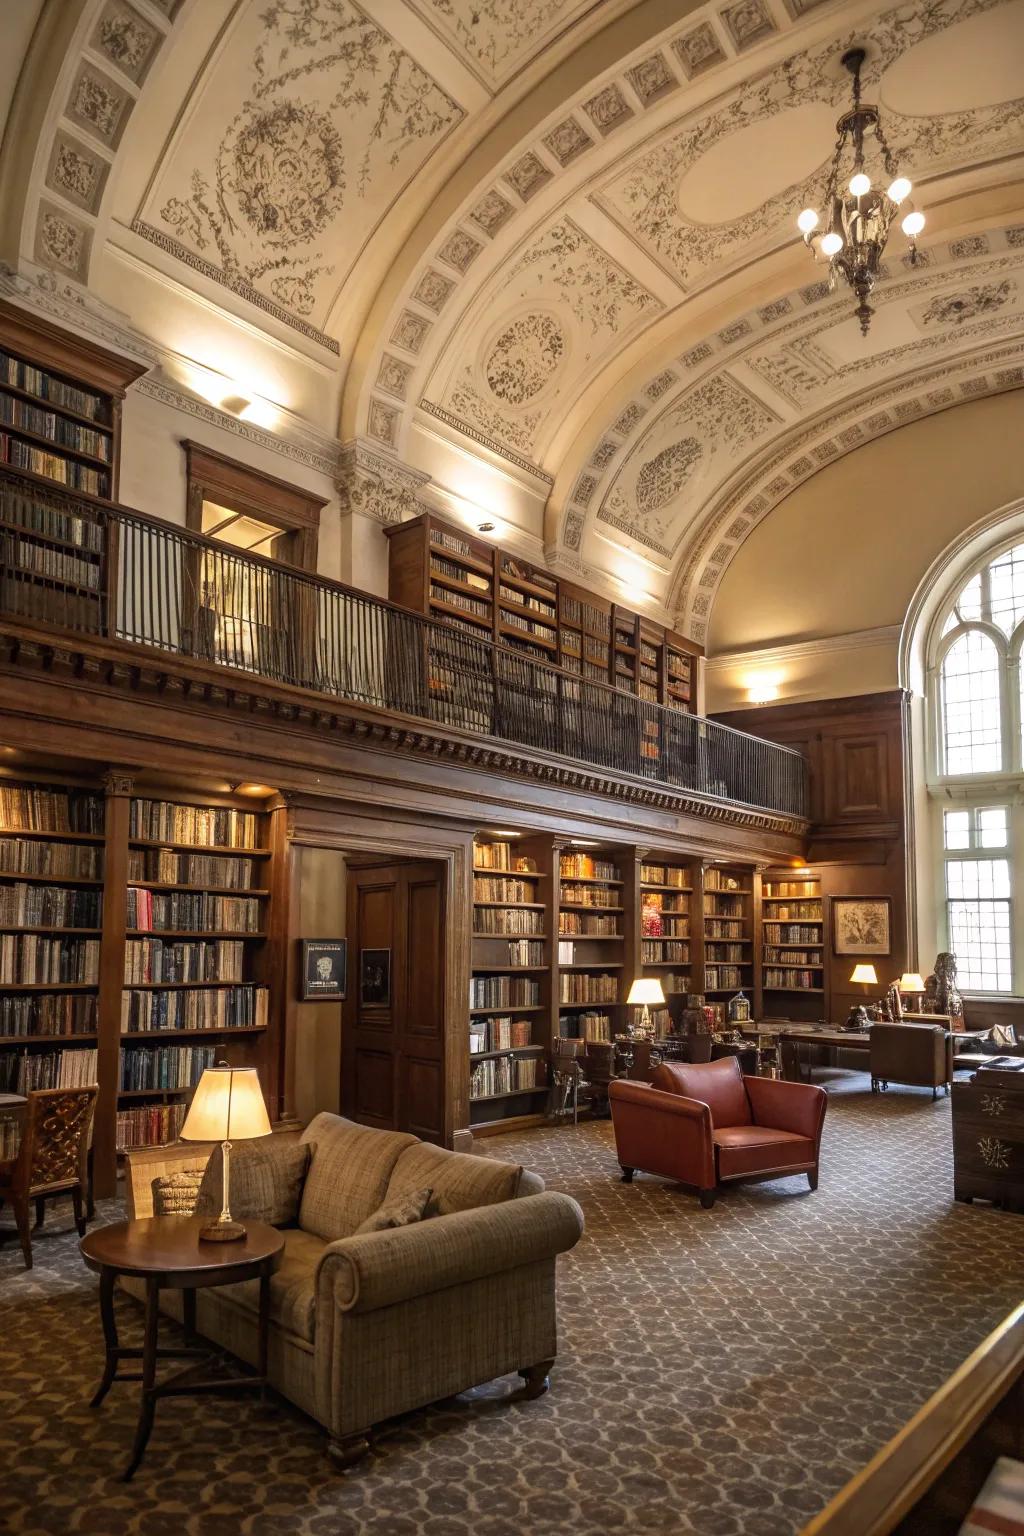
[384,512,702,709]
[0,300,146,504]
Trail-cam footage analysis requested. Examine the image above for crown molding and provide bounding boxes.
[707,623,903,671]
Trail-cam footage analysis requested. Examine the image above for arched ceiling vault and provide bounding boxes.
[0,0,1022,640]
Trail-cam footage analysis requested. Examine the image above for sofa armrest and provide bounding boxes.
[744,1075,827,1144]
[608,1079,709,1120]
[317,1189,583,1315]
[609,1079,715,1188]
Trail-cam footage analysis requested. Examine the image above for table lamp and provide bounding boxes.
[180,1063,271,1242]
[850,963,878,1005]
[899,973,926,1014]
[626,978,665,1040]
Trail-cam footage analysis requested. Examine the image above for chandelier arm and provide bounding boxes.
[872,118,901,181]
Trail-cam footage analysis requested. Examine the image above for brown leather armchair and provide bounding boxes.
[609,1056,826,1208]
[869,1022,953,1099]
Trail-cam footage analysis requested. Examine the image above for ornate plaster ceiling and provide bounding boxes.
[1,0,1022,639]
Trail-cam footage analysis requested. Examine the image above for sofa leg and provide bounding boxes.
[620,1166,634,1183]
[699,1189,716,1210]
[807,1169,819,1191]
[933,1087,938,1101]
[519,1360,554,1400]
[327,1433,372,1470]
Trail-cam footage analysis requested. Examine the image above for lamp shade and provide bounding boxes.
[849,964,878,986]
[627,978,666,1007]
[180,1065,272,1143]
[899,973,925,994]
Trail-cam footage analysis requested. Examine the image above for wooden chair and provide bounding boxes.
[0,1086,97,1268]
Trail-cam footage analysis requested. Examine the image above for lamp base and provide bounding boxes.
[198,1219,246,1243]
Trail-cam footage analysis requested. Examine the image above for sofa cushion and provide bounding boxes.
[299,1114,417,1241]
[386,1142,521,1215]
[652,1058,751,1128]
[152,1164,208,1216]
[198,1138,311,1227]
[713,1125,815,1180]
[218,1227,324,1344]
[355,1186,433,1235]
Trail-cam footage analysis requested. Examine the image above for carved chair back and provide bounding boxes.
[11,1087,97,1196]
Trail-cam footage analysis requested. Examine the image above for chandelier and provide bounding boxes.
[797,47,925,337]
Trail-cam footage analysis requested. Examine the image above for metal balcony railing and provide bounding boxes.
[0,468,808,819]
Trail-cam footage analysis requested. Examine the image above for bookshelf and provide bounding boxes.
[470,836,550,1131]
[557,848,624,1047]
[558,582,611,681]
[0,781,103,1104]
[0,299,145,502]
[638,858,693,1033]
[762,871,826,1012]
[702,865,755,1004]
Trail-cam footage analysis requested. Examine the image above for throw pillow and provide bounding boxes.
[152,1165,208,1216]
[197,1138,312,1227]
[354,1186,433,1235]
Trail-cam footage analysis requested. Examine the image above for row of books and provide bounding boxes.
[498,584,555,619]
[0,835,101,879]
[0,935,99,984]
[765,882,818,899]
[764,923,822,944]
[0,394,111,460]
[764,948,821,965]
[641,912,689,937]
[470,1055,541,1100]
[502,556,555,593]
[559,882,618,909]
[641,891,690,910]
[764,969,820,990]
[0,786,103,834]
[0,433,107,495]
[0,991,96,1036]
[660,971,691,993]
[0,350,107,421]
[429,527,475,559]
[469,1016,533,1052]
[483,939,544,967]
[558,972,618,1004]
[704,919,746,937]
[704,871,748,893]
[559,1010,612,1041]
[560,596,610,634]
[558,913,619,936]
[472,877,536,901]
[763,902,822,920]
[125,888,261,933]
[0,881,101,928]
[1,488,104,551]
[705,966,746,990]
[430,582,489,620]
[3,532,101,590]
[558,854,618,881]
[473,842,522,872]
[642,940,689,963]
[128,800,262,849]
[432,555,489,592]
[121,984,268,1033]
[500,608,556,642]
[116,1102,186,1152]
[0,1047,98,1094]
[470,975,541,1009]
[127,848,261,889]
[473,907,542,936]
[704,896,745,917]
[705,943,747,962]
[120,1044,215,1091]
[124,939,245,984]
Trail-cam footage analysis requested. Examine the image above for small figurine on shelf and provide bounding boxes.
[924,952,965,1031]
[727,991,751,1024]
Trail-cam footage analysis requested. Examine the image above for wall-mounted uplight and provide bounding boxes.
[484,828,521,838]
[231,782,277,797]
[744,668,784,705]
[569,838,600,847]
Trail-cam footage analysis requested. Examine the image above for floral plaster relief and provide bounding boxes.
[139,0,462,328]
[407,0,599,89]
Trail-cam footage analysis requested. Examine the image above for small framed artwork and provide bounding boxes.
[832,898,892,957]
[300,939,347,1001]
[360,947,391,1007]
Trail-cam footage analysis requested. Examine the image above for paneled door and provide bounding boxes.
[342,860,446,1142]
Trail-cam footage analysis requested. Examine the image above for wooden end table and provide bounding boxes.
[80,1215,284,1480]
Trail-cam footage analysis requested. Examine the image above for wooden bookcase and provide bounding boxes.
[0,766,285,1197]
[702,865,756,1006]
[385,512,701,706]
[556,846,626,1047]
[762,870,826,1016]
[638,856,695,1029]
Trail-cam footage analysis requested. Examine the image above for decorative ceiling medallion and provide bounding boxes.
[483,313,566,406]
[636,438,704,514]
[914,280,1016,330]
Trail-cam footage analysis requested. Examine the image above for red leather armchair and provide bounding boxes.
[609,1056,827,1208]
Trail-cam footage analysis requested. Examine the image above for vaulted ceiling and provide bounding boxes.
[1,0,1022,641]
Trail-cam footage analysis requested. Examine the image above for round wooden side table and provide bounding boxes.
[80,1215,284,1480]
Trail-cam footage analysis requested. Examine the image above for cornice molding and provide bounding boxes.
[337,439,432,525]
[0,624,808,839]
[707,625,903,671]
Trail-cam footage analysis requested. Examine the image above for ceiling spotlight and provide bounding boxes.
[478,521,495,533]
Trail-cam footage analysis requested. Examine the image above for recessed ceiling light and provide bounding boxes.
[478,521,495,533]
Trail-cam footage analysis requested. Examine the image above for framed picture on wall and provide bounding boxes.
[300,939,347,1001]
[360,947,391,1007]
[832,898,892,957]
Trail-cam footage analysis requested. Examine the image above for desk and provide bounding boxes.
[776,1027,870,1083]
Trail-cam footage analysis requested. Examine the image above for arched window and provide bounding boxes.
[928,540,1024,993]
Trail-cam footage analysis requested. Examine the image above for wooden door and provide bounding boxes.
[342,860,446,1142]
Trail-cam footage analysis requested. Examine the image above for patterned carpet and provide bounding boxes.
[3,1073,1024,1536]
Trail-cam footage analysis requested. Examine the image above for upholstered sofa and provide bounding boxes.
[123,1114,585,1464]
[869,1021,953,1097]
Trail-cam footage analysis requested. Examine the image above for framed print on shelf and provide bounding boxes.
[832,897,892,957]
[360,947,391,1007]
[300,939,347,1001]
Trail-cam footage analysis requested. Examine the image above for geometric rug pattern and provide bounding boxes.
[3,1073,1024,1536]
